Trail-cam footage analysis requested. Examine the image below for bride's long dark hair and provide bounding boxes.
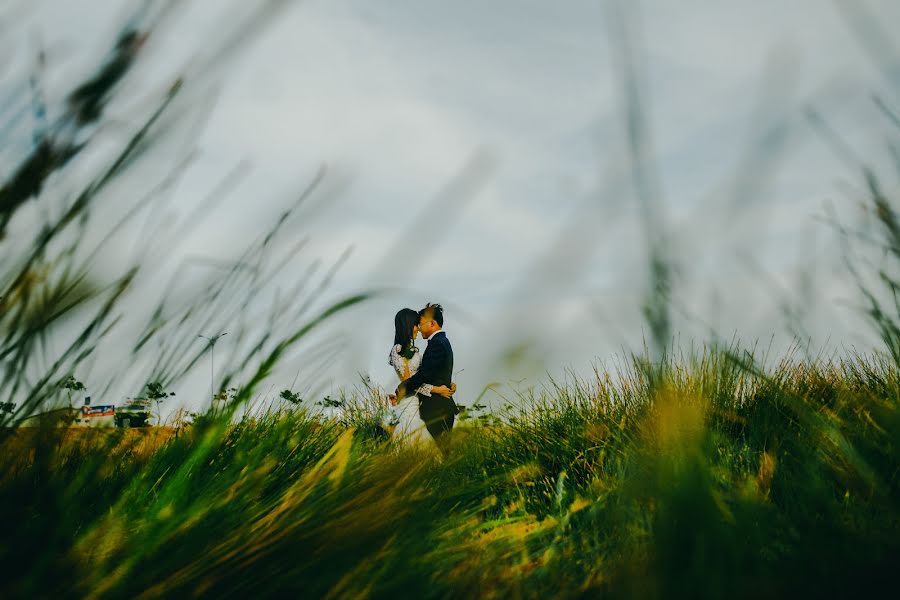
[393,308,419,359]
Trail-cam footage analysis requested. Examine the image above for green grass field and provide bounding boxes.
[2,349,897,598]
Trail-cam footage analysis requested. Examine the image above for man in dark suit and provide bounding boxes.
[391,303,458,455]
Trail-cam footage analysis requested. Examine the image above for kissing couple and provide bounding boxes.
[386,303,460,456]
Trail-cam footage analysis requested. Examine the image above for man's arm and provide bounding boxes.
[396,342,444,400]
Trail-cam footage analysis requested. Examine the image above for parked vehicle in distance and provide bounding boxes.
[114,398,152,428]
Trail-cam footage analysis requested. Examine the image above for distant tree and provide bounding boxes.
[318,396,344,409]
[145,382,175,425]
[279,389,302,405]
[214,387,238,401]
[212,387,238,415]
[59,375,86,409]
[458,400,488,422]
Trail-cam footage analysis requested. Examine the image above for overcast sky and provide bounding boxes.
[3,0,899,415]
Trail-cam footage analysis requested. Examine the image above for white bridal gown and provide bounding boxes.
[387,344,432,444]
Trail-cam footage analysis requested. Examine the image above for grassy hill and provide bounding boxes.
[2,349,897,598]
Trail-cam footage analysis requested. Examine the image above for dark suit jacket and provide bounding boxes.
[396,330,453,402]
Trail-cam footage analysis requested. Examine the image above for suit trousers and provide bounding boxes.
[418,395,456,455]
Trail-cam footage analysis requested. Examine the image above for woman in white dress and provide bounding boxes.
[387,308,456,443]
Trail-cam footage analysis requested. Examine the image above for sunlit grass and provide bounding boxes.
[2,351,897,598]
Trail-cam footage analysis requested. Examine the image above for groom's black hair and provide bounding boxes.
[419,303,444,327]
